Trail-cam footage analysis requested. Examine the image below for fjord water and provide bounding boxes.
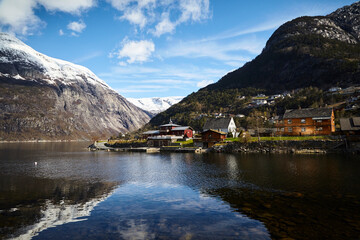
[0,143,359,239]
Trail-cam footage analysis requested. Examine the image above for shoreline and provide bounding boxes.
[0,139,90,143]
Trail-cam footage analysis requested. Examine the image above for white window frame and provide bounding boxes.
[301,127,306,132]
[301,119,306,123]
[288,119,292,124]
[288,127,292,132]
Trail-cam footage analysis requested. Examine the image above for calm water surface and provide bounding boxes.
[0,142,359,239]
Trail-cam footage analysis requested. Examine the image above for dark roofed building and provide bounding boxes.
[340,117,360,134]
[275,108,335,136]
[203,117,237,137]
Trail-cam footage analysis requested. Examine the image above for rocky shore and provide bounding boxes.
[210,140,350,154]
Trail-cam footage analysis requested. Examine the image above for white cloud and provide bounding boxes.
[120,8,148,28]
[72,51,103,63]
[59,29,64,36]
[107,0,211,37]
[0,0,95,35]
[178,0,210,24]
[108,0,156,28]
[152,12,176,36]
[67,20,86,33]
[161,37,261,64]
[37,0,95,14]
[113,39,155,64]
[197,80,213,88]
[0,0,43,35]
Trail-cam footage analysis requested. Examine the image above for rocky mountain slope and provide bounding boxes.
[150,1,360,126]
[127,96,184,116]
[0,33,150,141]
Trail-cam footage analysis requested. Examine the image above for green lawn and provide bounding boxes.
[225,136,332,142]
[176,139,194,147]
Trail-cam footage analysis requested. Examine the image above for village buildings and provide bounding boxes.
[142,120,194,147]
[275,108,335,136]
[203,117,237,137]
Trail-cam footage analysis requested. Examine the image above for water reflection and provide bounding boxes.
[0,143,360,239]
[34,183,270,240]
[0,176,117,239]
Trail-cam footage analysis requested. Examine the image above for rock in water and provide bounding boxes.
[0,33,150,141]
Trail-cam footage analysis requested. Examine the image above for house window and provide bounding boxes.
[288,127,292,132]
[288,119,292,124]
[281,128,284,132]
[301,127,306,132]
[301,119,306,123]
[317,120,322,123]
[316,127,323,131]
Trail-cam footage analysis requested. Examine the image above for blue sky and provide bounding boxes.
[0,0,356,98]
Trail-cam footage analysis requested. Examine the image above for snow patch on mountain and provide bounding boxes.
[0,33,109,88]
[127,96,184,115]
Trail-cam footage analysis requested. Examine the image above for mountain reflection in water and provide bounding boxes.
[0,142,359,239]
[0,176,117,239]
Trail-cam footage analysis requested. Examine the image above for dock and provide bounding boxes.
[88,142,207,154]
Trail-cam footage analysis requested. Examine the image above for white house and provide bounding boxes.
[203,117,238,137]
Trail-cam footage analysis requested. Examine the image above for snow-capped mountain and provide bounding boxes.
[0,33,150,140]
[127,96,184,115]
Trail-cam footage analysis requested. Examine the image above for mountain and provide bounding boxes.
[150,1,360,127]
[0,33,150,141]
[127,96,184,116]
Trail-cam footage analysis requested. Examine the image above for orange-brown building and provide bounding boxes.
[201,129,227,148]
[275,108,335,136]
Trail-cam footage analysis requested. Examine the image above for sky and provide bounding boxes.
[0,0,357,98]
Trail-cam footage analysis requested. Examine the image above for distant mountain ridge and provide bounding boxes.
[127,96,184,116]
[150,1,360,126]
[0,33,150,140]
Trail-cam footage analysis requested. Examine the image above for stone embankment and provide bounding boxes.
[210,140,348,154]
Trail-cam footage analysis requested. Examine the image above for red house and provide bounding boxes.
[171,126,194,138]
[142,119,194,140]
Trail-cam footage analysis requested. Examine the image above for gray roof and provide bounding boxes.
[203,117,232,130]
[283,108,333,119]
[172,126,192,131]
[142,130,160,135]
[340,117,360,131]
[160,123,180,127]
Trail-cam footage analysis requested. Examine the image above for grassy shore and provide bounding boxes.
[226,135,333,142]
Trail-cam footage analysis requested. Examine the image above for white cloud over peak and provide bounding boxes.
[0,0,95,35]
[0,0,43,35]
[113,39,155,64]
[197,79,214,88]
[67,20,87,33]
[37,0,95,14]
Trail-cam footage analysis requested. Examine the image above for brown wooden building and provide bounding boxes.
[275,108,335,136]
[201,129,227,148]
